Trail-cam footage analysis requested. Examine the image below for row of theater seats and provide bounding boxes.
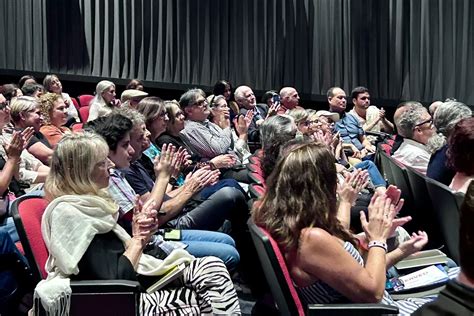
[70,94,94,123]
[376,149,464,264]
[245,151,399,315]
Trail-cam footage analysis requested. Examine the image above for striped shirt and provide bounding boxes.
[180,120,234,160]
[296,241,459,315]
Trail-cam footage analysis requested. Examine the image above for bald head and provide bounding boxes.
[279,87,300,110]
[327,87,347,113]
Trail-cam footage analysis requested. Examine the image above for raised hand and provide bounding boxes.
[399,231,429,256]
[5,131,25,159]
[21,127,34,149]
[266,101,280,118]
[154,143,176,178]
[360,192,396,243]
[132,198,159,245]
[337,169,369,205]
[233,114,250,137]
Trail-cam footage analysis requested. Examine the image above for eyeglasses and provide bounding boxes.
[414,118,433,129]
[191,99,208,108]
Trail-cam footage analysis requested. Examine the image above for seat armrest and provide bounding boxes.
[308,303,399,315]
[70,280,141,293]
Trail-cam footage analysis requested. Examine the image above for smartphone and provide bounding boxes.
[272,94,280,104]
[386,277,404,292]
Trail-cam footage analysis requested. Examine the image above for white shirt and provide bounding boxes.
[392,138,431,175]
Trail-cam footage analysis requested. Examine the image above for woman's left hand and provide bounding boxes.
[399,231,429,256]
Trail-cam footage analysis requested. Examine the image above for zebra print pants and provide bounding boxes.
[140,256,241,315]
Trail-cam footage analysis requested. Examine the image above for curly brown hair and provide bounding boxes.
[252,142,356,253]
[39,92,63,125]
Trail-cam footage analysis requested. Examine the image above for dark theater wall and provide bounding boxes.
[0,0,473,105]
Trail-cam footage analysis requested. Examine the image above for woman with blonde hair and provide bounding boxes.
[253,142,441,314]
[88,80,120,121]
[39,93,71,148]
[35,132,240,315]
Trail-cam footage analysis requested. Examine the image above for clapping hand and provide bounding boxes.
[337,169,369,205]
[132,198,159,246]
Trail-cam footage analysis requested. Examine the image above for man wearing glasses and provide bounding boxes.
[392,103,436,174]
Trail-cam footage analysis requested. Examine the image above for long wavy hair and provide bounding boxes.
[45,132,111,202]
[252,142,356,252]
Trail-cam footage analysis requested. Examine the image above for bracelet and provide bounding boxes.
[368,240,388,252]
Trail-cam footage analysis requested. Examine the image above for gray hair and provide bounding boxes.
[396,104,427,139]
[426,101,472,153]
[288,108,308,124]
[260,115,296,148]
[179,88,205,109]
[233,86,248,102]
[207,94,226,108]
[112,107,145,127]
[91,80,115,106]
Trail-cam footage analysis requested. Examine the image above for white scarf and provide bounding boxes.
[34,194,194,315]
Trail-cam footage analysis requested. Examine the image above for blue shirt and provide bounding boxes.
[334,112,365,150]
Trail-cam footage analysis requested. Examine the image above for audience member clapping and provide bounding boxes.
[252,141,444,314]
[9,96,53,164]
[35,132,240,315]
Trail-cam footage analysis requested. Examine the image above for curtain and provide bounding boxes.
[0,0,473,104]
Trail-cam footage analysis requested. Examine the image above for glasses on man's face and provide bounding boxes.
[414,118,433,129]
[192,99,208,108]
[158,111,168,118]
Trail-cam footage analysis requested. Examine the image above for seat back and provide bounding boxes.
[79,105,90,122]
[78,94,94,107]
[249,183,266,199]
[377,150,395,185]
[248,219,305,316]
[425,178,464,263]
[11,195,49,283]
[249,171,266,186]
[405,167,442,248]
[70,97,80,111]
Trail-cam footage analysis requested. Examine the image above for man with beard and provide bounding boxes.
[348,86,394,140]
[328,87,376,159]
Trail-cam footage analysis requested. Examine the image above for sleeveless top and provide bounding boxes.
[296,241,445,315]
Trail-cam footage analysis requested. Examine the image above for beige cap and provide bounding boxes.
[315,110,340,122]
[120,89,148,102]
